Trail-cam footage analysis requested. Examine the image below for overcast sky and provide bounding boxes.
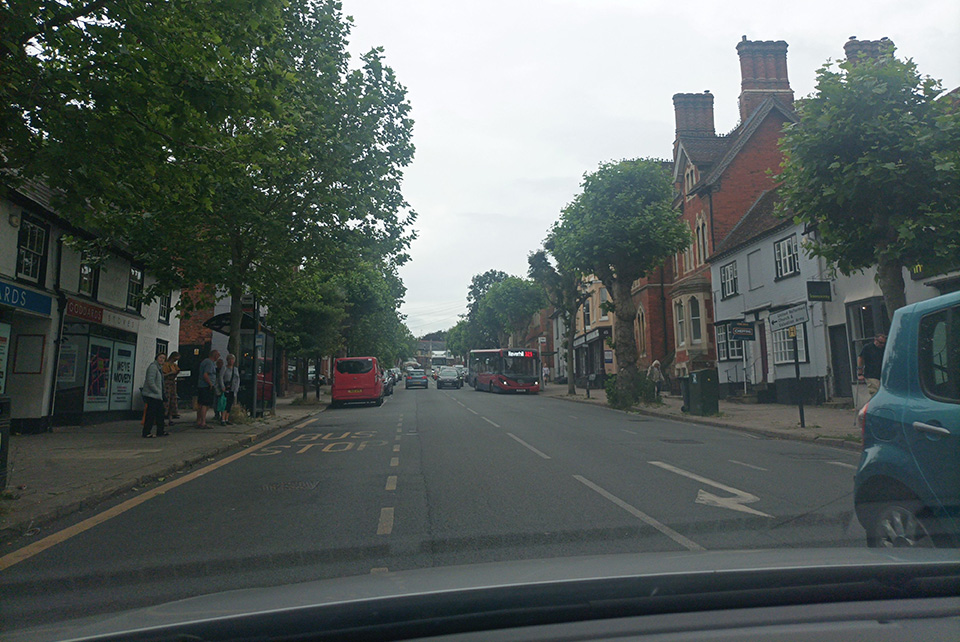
[342,0,960,337]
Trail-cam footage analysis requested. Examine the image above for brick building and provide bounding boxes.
[667,37,798,379]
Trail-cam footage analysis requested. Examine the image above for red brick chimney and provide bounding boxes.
[673,91,715,138]
[736,37,793,122]
[843,36,895,63]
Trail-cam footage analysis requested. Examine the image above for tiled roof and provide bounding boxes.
[709,188,793,261]
[677,136,732,166]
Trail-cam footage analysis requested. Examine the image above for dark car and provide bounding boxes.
[405,368,428,389]
[854,289,960,548]
[436,366,462,389]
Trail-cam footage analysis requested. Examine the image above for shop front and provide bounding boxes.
[54,298,141,424]
[573,326,612,388]
[0,277,56,433]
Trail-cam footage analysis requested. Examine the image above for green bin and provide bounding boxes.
[686,368,719,416]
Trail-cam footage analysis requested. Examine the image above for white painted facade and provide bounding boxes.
[0,188,180,431]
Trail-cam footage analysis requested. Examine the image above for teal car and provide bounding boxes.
[854,289,960,547]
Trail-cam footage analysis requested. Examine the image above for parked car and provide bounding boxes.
[382,369,394,396]
[330,357,384,408]
[854,289,960,548]
[436,366,462,390]
[405,368,429,389]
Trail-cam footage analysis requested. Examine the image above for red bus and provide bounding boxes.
[468,349,540,394]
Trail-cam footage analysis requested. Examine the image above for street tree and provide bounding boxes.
[529,241,585,395]
[477,277,545,348]
[462,269,510,349]
[553,159,690,406]
[778,43,960,314]
[445,319,470,362]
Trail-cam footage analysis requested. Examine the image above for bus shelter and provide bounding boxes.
[203,313,277,417]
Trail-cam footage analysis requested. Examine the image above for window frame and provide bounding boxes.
[720,261,738,299]
[126,266,144,313]
[690,296,702,344]
[675,300,685,347]
[16,215,49,286]
[158,292,172,324]
[774,234,800,280]
[582,296,591,329]
[77,254,100,298]
[772,322,809,365]
[716,324,728,361]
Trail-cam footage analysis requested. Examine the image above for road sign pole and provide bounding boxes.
[743,345,748,396]
[792,327,805,428]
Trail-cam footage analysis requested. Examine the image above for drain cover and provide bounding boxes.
[660,438,703,445]
[260,481,320,491]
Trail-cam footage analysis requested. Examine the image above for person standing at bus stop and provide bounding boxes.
[857,333,886,398]
[196,349,219,429]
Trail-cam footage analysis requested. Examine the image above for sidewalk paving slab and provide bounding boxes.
[0,395,329,542]
[540,382,863,452]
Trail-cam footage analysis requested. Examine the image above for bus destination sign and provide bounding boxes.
[507,350,535,358]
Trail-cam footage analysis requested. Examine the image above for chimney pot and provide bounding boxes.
[673,92,716,138]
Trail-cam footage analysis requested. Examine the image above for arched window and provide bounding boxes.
[695,217,708,266]
[636,306,646,356]
[675,300,685,346]
[690,296,702,343]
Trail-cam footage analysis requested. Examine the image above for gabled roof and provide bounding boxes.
[709,188,794,262]
[690,97,797,194]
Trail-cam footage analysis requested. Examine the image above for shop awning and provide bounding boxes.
[203,312,266,335]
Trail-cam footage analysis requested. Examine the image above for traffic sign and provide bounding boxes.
[768,304,809,332]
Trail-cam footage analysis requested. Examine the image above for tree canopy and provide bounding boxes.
[778,43,960,313]
[552,158,689,406]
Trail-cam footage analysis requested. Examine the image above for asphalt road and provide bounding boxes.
[0,383,865,631]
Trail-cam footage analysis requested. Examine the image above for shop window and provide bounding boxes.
[774,234,800,279]
[675,300,685,346]
[78,255,99,298]
[690,296,702,343]
[158,292,171,324]
[127,267,144,312]
[773,323,808,364]
[16,217,48,285]
[720,261,738,298]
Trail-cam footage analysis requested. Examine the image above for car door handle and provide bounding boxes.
[912,421,951,437]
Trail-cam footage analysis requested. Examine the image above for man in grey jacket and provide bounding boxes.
[142,353,169,438]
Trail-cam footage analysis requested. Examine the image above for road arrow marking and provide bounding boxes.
[649,461,773,518]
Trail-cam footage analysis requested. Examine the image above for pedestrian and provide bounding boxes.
[647,360,664,396]
[218,353,240,425]
[142,353,168,438]
[213,357,225,422]
[542,364,550,384]
[858,333,886,398]
[162,351,181,421]
[196,349,220,429]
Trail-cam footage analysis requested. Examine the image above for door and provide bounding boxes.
[905,304,959,527]
[758,322,768,384]
[830,324,853,397]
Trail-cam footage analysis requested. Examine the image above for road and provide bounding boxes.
[0,383,864,630]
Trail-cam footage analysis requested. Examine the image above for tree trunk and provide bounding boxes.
[610,278,640,407]
[876,258,907,317]
[566,301,577,395]
[300,357,308,400]
[228,287,243,361]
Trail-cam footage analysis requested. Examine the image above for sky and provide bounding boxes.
[341,0,960,337]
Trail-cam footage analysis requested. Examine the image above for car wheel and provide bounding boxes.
[867,500,938,548]
[376,395,384,407]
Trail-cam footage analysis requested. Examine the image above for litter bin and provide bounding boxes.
[679,376,691,412]
[687,368,719,416]
[0,396,11,491]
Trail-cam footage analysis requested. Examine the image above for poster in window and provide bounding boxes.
[110,343,136,410]
[57,340,79,384]
[84,338,112,411]
[0,323,10,394]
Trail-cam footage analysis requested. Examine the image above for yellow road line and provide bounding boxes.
[294,418,316,429]
[370,567,389,574]
[377,508,395,535]
[385,476,397,491]
[0,428,298,571]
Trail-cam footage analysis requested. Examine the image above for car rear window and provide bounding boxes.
[409,370,425,376]
[336,359,374,375]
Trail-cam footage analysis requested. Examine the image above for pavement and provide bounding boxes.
[0,394,328,541]
[0,382,864,543]
[540,382,864,451]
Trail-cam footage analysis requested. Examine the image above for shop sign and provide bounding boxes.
[66,298,104,324]
[604,349,613,364]
[573,335,586,348]
[729,320,756,340]
[0,278,52,316]
[102,309,139,332]
[0,322,10,394]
